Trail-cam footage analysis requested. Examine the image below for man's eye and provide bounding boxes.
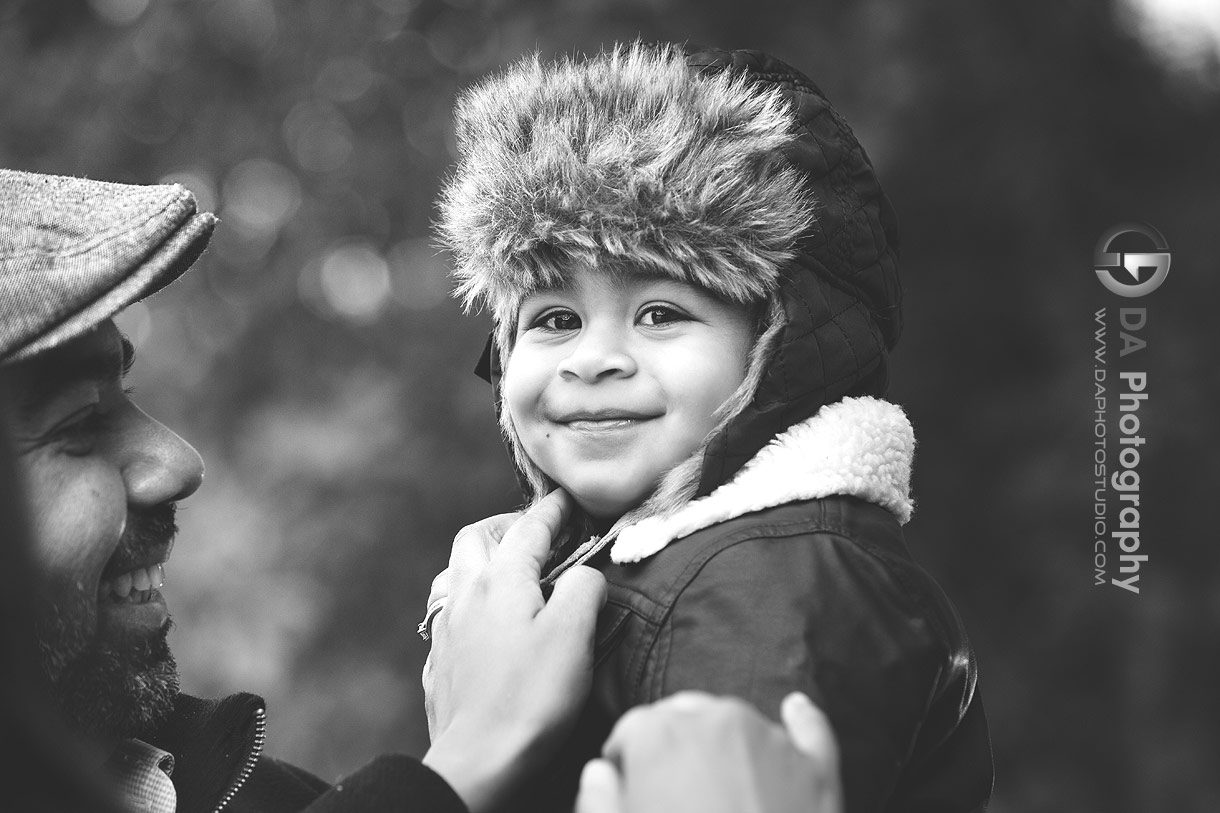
[638,305,687,326]
[534,310,581,332]
[55,408,103,456]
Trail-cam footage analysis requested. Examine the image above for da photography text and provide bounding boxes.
[1091,223,1168,595]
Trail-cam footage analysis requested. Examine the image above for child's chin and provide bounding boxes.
[569,487,647,525]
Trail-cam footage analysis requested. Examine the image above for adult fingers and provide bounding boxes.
[544,565,607,640]
[781,692,839,773]
[448,511,518,591]
[493,490,572,580]
[575,759,624,813]
[660,690,720,715]
[426,568,450,608]
[599,696,679,763]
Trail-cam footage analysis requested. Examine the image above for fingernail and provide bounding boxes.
[783,691,814,715]
[668,691,708,711]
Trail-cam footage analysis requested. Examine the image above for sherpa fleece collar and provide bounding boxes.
[609,396,915,564]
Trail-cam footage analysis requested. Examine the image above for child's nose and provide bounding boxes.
[557,325,638,382]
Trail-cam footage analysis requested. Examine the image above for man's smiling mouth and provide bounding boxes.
[96,544,174,637]
[99,562,166,604]
[96,504,178,607]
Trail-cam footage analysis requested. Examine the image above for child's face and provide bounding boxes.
[504,269,755,520]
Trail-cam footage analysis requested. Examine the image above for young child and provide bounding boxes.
[434,43,993,813]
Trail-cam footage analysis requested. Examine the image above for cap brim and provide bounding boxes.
[2,211,215,365]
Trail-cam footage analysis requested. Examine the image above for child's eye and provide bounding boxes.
[531,309,581,332]
[638,305,688,327]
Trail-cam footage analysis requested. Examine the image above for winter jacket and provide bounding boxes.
[146,693,468,813]
[515,398,993,813]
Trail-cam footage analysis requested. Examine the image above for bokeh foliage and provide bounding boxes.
[2,0,1217,810]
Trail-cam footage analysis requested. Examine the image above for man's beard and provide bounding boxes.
[34,504,181,741]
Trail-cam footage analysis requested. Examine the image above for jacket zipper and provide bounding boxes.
[213,705,267,813]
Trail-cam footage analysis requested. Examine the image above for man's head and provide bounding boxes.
[2,322,203,740]
[0,168,214,742]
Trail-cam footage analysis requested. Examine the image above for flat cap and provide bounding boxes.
[0,168,216,365]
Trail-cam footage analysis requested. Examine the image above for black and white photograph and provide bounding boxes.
[1,1,1216,811]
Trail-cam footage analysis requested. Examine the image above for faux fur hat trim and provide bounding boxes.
[437,41,816,324]
[610,396,915,564]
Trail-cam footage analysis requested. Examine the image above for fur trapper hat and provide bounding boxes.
[437,42,902,517]
[438,41,813,333]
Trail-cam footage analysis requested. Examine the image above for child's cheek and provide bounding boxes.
[502,355,548,448]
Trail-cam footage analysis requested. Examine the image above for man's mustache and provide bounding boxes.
[103,503,178,577]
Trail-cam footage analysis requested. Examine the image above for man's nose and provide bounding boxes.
[557,324,638,382]
[121,407,205,507]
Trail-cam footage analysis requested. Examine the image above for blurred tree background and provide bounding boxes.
[2,0,1218,810]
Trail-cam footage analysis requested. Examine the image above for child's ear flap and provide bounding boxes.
[474,332,497,384]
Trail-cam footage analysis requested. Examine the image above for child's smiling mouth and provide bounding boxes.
[554,408,661,433]
[566,418,644,432]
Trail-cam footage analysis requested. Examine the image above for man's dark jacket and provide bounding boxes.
[148,693,468,813]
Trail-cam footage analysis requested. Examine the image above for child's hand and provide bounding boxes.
[422,490,607,813]
[576,691,842,813]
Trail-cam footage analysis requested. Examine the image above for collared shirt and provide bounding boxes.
[106,738,177,813]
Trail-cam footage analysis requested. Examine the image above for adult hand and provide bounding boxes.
[575,691,842,813]
[422,490,607,813]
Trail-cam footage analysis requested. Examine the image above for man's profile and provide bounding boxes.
[12,323,202,743]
